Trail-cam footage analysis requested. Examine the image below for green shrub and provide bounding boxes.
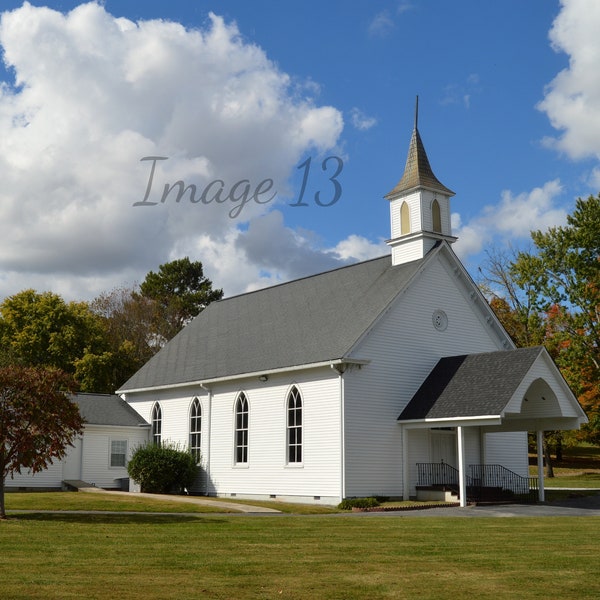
[337,497,380,510]
[127,443,198,494]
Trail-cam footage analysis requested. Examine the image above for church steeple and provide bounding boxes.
[386,97,457,266]
[385,99,454,198]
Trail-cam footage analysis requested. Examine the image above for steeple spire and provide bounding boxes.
[414,94,419,130]
[385,97,454,199]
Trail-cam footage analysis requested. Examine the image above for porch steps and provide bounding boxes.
[416,486,459,503]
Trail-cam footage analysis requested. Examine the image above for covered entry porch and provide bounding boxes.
[398,347,588,507]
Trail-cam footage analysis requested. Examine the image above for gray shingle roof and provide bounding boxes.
[70,393,149,427]
[118,254,425,392]
[398,347,544,420]
[385,127,454,198]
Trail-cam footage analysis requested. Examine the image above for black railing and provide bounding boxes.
[469,464,538,503]
[416,462,539,503]
[416,462,463,498]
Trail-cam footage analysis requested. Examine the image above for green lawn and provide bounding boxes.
[4,491,339,514]
[1,511,599,599]
[531,444,600,488]
[1,444,599,600]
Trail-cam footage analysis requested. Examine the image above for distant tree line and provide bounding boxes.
[0,257,223,393]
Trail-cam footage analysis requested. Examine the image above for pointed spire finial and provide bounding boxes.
[414,95,419,130]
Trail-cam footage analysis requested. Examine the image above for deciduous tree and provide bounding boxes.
[480,194,600,447]
[0,366,83,518]
[512,194,600,441]
[0,290,106,376]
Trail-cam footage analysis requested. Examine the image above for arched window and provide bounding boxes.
[287,386,302,464]
[400,201,410,235]
[189,398,202,463]
[432,199,442,233]
[151,403,162,446]
[234,393,249,464]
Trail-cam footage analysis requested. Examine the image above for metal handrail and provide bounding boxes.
[416,462,538,503]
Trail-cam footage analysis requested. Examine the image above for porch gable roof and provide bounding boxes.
[397,347,587,430]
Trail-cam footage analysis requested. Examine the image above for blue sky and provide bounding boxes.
[0,1,597,300]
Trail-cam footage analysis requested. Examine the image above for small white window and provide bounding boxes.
[432,199,442,233]
[110,440,128,468]
[400,201,410,235]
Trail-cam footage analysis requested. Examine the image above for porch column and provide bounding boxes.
[536,430,545,502]
[402,425,410,501]
[457,426,467,508]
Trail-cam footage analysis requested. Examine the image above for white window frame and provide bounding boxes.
[190,397,202,464]
[234,393,249,466]
[286,386,303,465]
[110,439,128,468]
[151,402,162,446]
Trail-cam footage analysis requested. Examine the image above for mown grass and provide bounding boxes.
[1,513,599,599]
[3,491,339,514]
[531,444,600,488]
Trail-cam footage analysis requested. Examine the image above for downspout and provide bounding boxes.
[200,383,212,496]
[331,363,346,503]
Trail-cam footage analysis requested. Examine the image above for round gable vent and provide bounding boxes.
[432,309,448,332]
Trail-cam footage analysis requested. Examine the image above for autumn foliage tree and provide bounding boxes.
[481,194,600,445]
[0,366,84,519]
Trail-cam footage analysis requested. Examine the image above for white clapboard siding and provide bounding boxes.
[343,251,517,498]
[484,432,529,478]
[206,368,341,502]
[80,425,150,489]
[124,367,343,503]
[4,424,148,490]
[6,459,64,489]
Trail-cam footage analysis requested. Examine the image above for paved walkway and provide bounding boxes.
[353,491,600,518]
[77,486,281,513]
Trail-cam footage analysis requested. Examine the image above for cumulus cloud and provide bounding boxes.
[538,0,600,159]
[0,2,343,300]
[453,180,568,259]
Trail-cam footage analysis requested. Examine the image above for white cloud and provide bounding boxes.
[350,108,377,131]
[368,3,414,38]
[332,234,387,262]
[440,74,481,109]
[368,11,395,38]
[0,3,344,300]
[453,180,568,260]
[538,0,600,160]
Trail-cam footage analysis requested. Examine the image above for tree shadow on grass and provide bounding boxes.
[4,512,229,525]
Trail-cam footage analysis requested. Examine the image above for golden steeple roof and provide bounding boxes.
[385,98,454,199]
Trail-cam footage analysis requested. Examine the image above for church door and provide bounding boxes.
[430,429,457,467]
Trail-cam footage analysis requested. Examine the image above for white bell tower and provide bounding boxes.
[386,98,456,266]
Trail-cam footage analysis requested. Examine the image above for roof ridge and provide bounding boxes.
[214,253,391,304]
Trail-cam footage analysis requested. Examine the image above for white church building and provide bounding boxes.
[7,107,587,505]
[115,108,587,506]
